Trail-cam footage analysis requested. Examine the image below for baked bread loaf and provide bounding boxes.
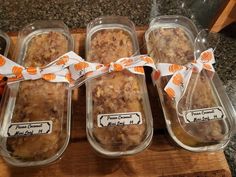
[147,27,225,146]
[87,29,147,151]
[7,32,69,160]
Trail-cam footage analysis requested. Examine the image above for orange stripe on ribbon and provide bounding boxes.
[134,66,144,74]
[74,62,89,71]
[172,73,183,86]
[26,67,38,75]
[0,56,6,67]
[12,66,23,78]
[165,87,175,99]
[56,55,69,65]
[42,73,56,81]
[113,63,124,71]
[168,64,183,73]
[140,56,154,64]
[201,50,213,62]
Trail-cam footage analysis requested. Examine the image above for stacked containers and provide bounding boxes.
[145,15,235,151]
[0,21,73,166]
[86,16,153,157]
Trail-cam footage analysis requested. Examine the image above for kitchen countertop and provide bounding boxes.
[0,0,236,175]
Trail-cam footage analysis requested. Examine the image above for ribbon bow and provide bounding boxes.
[153,48,215,102]
[68,55,157,88]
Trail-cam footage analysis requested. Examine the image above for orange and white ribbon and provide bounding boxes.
[153,48,215,102]
[0,52,157,87]
[81,55,156,77]
[68,55,157,88]
[0,51,87,84]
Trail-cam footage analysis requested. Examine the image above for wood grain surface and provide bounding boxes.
[0,27,231,177]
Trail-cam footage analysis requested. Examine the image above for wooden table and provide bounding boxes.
[0,27,232,177]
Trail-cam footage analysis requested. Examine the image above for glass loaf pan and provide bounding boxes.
[85,16,153,157]
[145,15,235,152]
[0,20,74,166]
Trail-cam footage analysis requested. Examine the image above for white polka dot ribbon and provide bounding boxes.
[152,48,215,102]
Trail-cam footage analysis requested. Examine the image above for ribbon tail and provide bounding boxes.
[181,68,193,101]
[164,69,192,103]
[164,75,182,103]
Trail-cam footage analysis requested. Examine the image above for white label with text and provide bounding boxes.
[6,121,52,137]
[97,112,142,127]
[183,106,226,123]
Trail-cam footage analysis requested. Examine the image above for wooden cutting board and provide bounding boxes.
[0,27,231,177]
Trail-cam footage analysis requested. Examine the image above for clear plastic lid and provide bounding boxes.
[0,20,74,166]
[85,16,153,157]
[145,15,236,152]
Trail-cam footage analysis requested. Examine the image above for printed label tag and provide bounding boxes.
[183,106,226,123]
[6,121,52,137]
[97,112,142,127]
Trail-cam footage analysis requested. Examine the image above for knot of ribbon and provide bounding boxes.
[68,55,157,88]
[153,48,215,102]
